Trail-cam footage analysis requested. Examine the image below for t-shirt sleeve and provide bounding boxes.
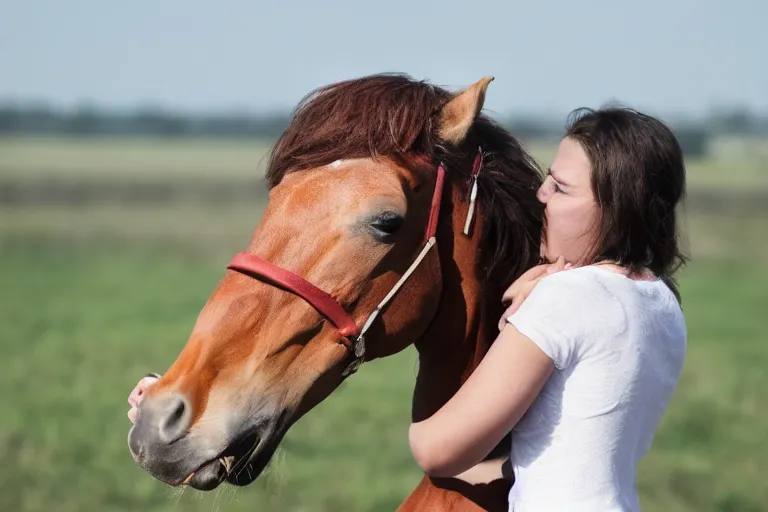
[505,271,590,370]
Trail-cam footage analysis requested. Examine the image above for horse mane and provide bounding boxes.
[265,73,544,287]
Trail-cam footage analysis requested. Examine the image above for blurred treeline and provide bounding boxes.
[2,102,766,157]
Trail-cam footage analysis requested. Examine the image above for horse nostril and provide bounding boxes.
[158,395,192,444]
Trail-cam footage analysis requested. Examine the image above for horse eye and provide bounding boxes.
[370,212,405,237]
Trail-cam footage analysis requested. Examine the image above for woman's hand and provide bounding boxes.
[498,256,570,331]
[127,374,160,423]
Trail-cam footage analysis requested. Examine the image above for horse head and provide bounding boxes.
[128,73,543,500]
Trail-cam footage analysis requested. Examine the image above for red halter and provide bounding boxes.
[227,154,481,376]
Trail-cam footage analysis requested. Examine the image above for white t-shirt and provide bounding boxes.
[505,265,686,512]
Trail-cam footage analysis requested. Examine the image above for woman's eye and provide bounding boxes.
[371,212,405,237]
[548,177,563,194]
[545,171,564,194]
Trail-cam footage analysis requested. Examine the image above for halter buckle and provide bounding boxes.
[341,335,366,377]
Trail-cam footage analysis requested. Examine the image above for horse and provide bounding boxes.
[128,73,544,511]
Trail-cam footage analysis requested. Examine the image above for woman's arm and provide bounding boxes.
[408,325,554,478]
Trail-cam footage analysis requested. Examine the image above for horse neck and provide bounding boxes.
[411,180,502,422]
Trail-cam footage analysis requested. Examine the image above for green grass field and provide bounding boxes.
[1,136,766,511]
[0,136,274,179]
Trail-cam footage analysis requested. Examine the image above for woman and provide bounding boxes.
[408,107,687,511]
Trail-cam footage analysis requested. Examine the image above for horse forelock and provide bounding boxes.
[265,72,446,187]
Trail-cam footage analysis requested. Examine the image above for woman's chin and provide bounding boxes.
[540,248,555,264]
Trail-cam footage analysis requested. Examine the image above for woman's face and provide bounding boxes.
[537,136,599,265]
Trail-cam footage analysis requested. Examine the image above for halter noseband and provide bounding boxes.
[227,153,482,377]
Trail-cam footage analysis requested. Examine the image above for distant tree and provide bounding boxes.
[709,105,760,135]
[0,103,20,133]
[673,126,710,158]
[2,101,759,141]
[67,103,101,134]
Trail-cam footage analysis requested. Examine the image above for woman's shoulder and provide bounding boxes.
[538,265,669,298]
[534,265,684,329]
[530,265,663,323]
[534,265,619,300]
[509,267,630,368]
[517,266,627,325]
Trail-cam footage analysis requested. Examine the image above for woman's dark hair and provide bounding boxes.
[565,106,688,301]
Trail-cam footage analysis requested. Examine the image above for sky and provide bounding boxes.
[1,0,766,118]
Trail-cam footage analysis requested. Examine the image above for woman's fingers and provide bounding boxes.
[498,280,540,330]
[547,255,566,274]
[502,264,551,304]
[128,375,160,423]
[498,302,516,331]
[128,376,159,406]
[498,257,574,331]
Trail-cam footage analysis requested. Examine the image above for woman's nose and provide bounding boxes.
[536,184,549,204]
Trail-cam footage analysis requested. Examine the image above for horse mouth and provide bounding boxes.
[184,425,283,491]
[184,430,264,491]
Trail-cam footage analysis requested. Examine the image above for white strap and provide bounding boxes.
[463,177,479,235]
[357,236,437,339]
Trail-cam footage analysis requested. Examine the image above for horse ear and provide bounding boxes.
[436,76,494,145]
